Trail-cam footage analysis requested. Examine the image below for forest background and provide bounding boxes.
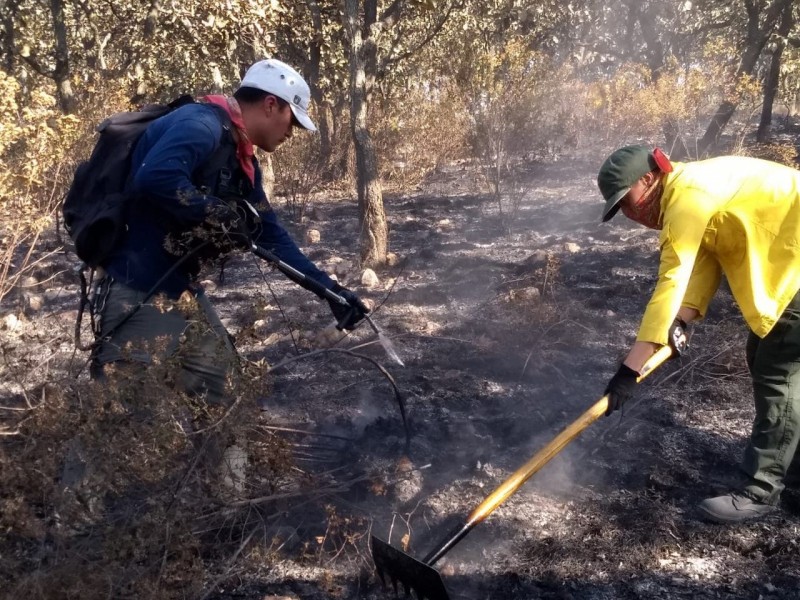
[3,0,800,278]
[2,1,800,599]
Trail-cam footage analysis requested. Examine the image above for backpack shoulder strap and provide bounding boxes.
[194,104,252,200]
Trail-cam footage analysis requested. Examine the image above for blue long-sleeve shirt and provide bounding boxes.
[103,103,335,298]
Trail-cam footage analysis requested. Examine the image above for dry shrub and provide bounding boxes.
[586,39,763,155]
[463,46,586,162]
[465,41,551,180]
[739,142,799,167]
[587,64,699,148]
[272,131,327,223]
[0,320,295,599]
[372,81,471,191]
[0,73,82,303]
[781,46,800,117]
[588,63,665,142]
[455,42,585,227]
[720,74,767,156]
[313,504,369,562]
[0,75,136,305]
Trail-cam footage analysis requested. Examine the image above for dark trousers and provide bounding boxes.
[90,277,237,405]
[743,291,800,504]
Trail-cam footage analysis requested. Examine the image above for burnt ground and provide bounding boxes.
[2,150,800,599]
[203,155,800,599]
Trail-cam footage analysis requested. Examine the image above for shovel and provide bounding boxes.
[371,345,675,600]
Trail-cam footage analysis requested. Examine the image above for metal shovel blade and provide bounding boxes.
[371,536,450,600]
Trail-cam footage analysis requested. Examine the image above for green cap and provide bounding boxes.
[597,145,657,222]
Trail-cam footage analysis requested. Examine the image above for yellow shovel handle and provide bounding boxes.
[466,345,674,525]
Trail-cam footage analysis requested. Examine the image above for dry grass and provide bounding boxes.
[0,314,301,599]
[739,141,799,167]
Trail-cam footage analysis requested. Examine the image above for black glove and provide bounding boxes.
[328,284,369,330]
[206,200,253,251]
[604,364,640,416]
[668,317,688,357]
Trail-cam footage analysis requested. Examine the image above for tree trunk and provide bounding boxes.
[635,2,691,159]
[318,104,334,175]
[331,96,352,181]
[132,0,160,104]
[340,135,356,186]
[1,0,20,72]
[307,0,333,170]
[50,0,76,113]
[697,0,792,155]
[757,2,793,142]
[352,100,386,267]
[343,0,387,268]
[262,154,275,200]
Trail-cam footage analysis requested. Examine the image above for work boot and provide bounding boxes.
[698,492,777,524]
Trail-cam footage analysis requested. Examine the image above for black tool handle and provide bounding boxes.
[422,522,474,566]
[251,243,349,306]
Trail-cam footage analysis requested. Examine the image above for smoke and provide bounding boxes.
[351,387,385,437]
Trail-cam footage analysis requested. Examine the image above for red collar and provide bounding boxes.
[202,95,255,185]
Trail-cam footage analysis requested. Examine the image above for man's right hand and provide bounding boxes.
[668,317,688,357]
[328,284,369,330]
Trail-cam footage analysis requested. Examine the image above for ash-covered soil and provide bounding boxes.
[2,153,800,600]
[203,156,800,599]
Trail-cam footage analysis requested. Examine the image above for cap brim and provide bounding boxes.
[601,187,629,222]
[290,105,316,132]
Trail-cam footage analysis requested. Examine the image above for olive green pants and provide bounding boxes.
[743,291,800,504]
[90,277,237,405]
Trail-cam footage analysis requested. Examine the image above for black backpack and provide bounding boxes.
[63,95,198,267]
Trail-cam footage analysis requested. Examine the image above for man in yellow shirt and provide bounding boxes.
[597,145,800,523]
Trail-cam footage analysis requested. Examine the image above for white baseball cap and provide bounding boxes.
[239,59,317,132]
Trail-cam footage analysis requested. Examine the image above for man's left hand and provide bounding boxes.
[207,200,253,251]
[328,284,369,330]
[604,363,639,416]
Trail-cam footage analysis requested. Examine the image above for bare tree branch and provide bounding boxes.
[269,347,411,450]
[18,52,52,77]
[676,18,735,40]
[379,0,406,28]
[381,4,456,71]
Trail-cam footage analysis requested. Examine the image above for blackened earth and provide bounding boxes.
[3,149,800,600]
[206,155,800,599]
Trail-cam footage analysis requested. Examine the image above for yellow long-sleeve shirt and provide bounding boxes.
[637,156,800,344]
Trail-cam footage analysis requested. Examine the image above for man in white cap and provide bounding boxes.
[238,58,318,137]
[90,58,368,404]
